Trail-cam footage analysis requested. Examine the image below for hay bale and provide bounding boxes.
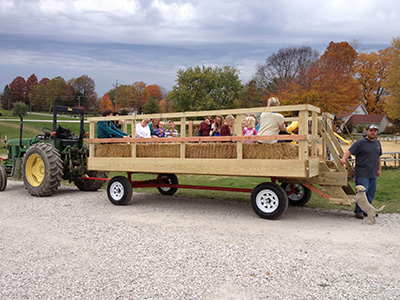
[94,142,308,160]
[186,143,236,159]
[95,144,131,157]
[243,143,298,159]
[137,144,180,158]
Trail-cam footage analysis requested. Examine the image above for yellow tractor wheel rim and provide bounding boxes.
[25,153,45,187]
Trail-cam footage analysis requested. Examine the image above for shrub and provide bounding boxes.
[13,102,28,116]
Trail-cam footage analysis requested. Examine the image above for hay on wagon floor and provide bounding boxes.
[94,142,310,159]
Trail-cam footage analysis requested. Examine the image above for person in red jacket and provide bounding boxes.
[220,114,235,136]
[198,115,214,136]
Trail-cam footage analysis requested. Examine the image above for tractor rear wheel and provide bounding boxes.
[74,171,108,191]
[22,143,63,197]
[0,165,7,191]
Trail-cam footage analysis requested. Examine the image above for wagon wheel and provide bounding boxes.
[0,165,7,191]
[281,183,312,206]
[250,182,288,219]
[107,176,132,205]
[157,174,178,196]
[22,143,63,197]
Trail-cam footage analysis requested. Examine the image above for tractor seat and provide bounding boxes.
[56,126,73,139]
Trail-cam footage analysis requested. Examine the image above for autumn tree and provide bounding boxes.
[145,84,163,102]
[275,41,360,114]
[132,81,149,113]
[114,84,136,110]
[254,46,319,94]
[170,65,244,111]
[384,37,400,120]
[68,75,97,110]
[9,76,26,106]
[44,77,69,112]
[99,93,114,111]
[355,47,396,114]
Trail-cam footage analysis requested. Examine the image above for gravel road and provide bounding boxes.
[1,180,399,300]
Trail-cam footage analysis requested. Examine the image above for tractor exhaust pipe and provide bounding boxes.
[16,112,23,148]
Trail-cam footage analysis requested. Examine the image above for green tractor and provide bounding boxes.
[0,106,106,196]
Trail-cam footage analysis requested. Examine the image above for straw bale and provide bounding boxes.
[95,144,131,157]
[95,142,305,159]
[243,143,298,159]
[186,143,237,159]
[137,144,180,158]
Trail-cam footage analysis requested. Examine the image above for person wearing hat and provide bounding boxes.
[340,124,382,219]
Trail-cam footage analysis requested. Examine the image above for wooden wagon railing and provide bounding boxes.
[87,104,354,206]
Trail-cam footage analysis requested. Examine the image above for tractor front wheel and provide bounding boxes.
[74,171,108,191]
[22,143,63,197]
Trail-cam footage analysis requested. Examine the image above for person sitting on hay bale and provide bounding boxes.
[210,115,224,136]
[97,109,130,139]
[155,121,166,138]
[257,97,290,144]
[149,118,160,137]
[221,114,235,137]
[243,116,257,143]
[136,118,152,138]
[165,121,178,138]
[112,111,124,130]
[198,115,213,136]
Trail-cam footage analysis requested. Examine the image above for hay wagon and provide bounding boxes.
[86,104,355,219]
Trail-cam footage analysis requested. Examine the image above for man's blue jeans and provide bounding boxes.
[354,176,377,215]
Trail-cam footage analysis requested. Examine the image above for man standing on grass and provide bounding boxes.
[340,124,382,219]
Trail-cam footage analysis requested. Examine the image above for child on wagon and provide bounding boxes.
[155,121,166,138]
[242,116,257,143]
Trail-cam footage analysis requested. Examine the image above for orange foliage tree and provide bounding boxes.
[355,47,397,114]
[275,41,360,114]
[384,37,400,120]
[145,84,163,102]
[99,93,114,111]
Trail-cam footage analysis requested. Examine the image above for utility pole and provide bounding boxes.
[113,79,119,111]
[77,95,81,108]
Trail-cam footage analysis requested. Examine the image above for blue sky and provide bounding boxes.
[0,0,399,97]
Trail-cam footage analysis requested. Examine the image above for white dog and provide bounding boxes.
[351,185,385,225]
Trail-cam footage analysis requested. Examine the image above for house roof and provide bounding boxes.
[346,114,385,126]
[336,104,366,119]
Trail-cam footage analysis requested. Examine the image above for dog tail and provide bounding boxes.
[376,205,385,212]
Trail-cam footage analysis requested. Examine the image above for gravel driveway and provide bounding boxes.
[1,181,399,300]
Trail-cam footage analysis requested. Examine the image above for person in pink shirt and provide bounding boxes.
[242,116,257,143]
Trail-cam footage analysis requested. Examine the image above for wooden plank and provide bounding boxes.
[88,157,311,178]
[280,171,348,186]
[88,134,308,144]
[188,121,193,137]
[311,111,318,157]
[298,110,308,160]
[323,120,354,176]
[235,114,243,159]
[318,120,346,172]
[180,117,186,159]
[88,104,321,122]
[89,121,95,158]
[322,186,352,205]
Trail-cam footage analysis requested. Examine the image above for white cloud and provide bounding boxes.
[151,0,194,23]
[0,0,14,11]
[74,0,139,15]
[39,0,68,14]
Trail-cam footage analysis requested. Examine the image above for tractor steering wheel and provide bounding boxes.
[41,127,52,138]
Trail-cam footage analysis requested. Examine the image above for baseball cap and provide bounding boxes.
[366,124,379,130]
